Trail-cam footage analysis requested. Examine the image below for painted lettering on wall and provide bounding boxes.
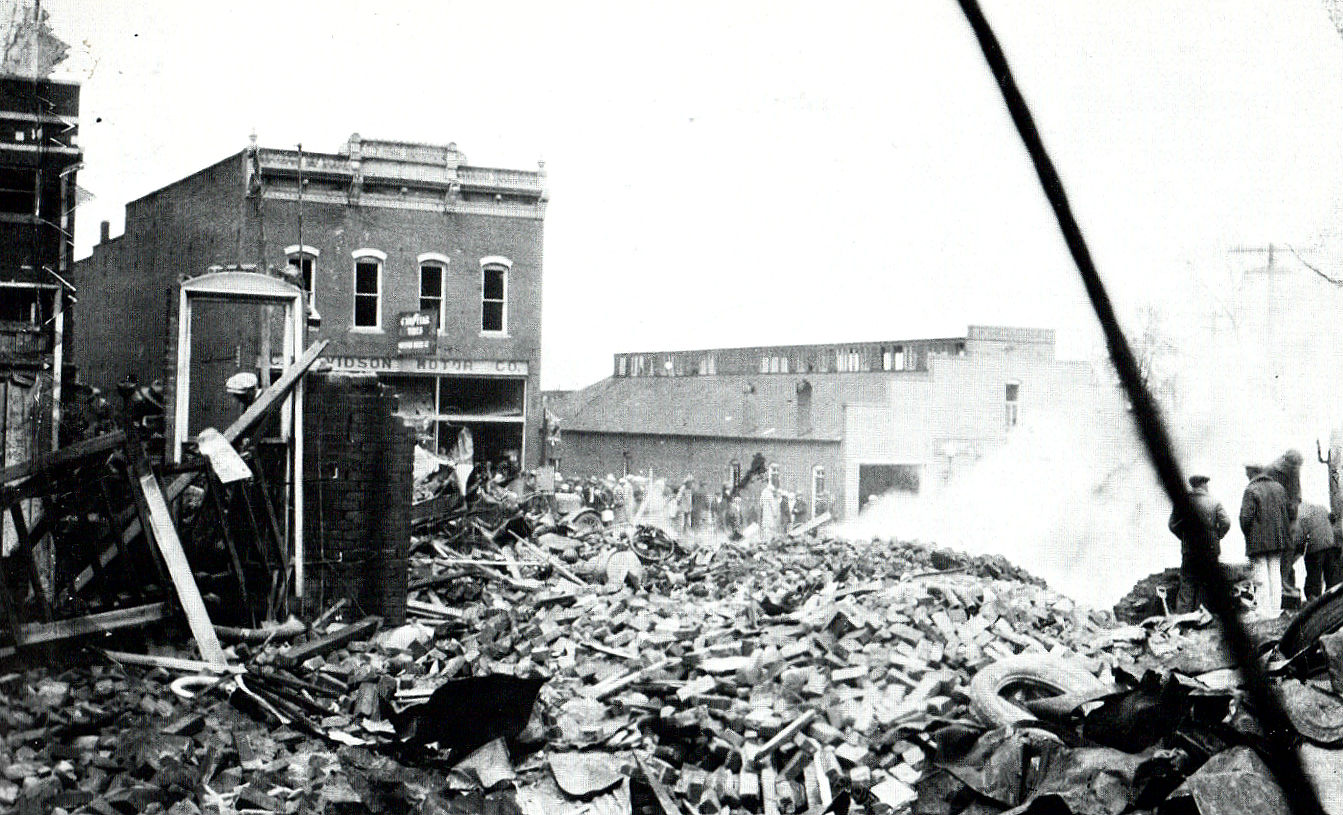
[281,355,529,376]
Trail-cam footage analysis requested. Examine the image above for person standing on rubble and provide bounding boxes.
[1241,463,1292,619]
[715,484,730,532]
[619,477,637,525]
[1294,501,1341,600]
[1167,474,1230,613]
[676,477,694,535]
[759,481,780,542]
[1267,450,1305,605]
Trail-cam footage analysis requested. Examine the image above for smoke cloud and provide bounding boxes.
[838,249,1343,608]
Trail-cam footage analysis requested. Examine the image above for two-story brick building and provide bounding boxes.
[72,134,547,465]
[0,75,80,469]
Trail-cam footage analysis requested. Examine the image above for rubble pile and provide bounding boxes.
[5,526,1232,815]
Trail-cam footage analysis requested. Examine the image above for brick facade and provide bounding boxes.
[71,135,546,467]
[302,372,413,623]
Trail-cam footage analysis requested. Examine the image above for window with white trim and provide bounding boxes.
[482,262,508,333]
[352,252,383,329]
[767,463,780,488]
[420,262,446,332]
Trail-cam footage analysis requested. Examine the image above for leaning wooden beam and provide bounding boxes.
[73,339,330,593]
[0,431,126,487]
[274,616,381,668]
[133,467,227,667]
[0,602,169,657]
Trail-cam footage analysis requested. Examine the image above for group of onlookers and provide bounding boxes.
[570,470,829,542]
[1170,449,1342,619]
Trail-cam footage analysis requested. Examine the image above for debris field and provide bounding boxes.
[11,519,1335,815]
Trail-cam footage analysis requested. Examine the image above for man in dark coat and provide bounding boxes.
[1168,475,1231,613]
[1268,450,1305,605]
[1241,463,1292,619]
[1294,501,1342,600]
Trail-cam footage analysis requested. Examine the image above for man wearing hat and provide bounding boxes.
[1168,474,1231,613]
[1241,462,1293,619]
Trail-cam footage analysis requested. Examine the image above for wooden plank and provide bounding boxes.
[133,469,227,667]
[275,616,381,668]
[0,431,125,487]
[2,602,169,651]
[586,656,678,700]
[8,502,51,621]
[753,709,818,768]
[73,340,329,593]
[102,647,243,675]
[207,478,253,627]
[0,555,24,649]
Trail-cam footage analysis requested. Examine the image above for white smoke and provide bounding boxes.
[838,246,1343,608]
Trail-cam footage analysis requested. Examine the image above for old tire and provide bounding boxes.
[1281,585,1343,658]
[568,510,604,536]
[968,654,1109,727]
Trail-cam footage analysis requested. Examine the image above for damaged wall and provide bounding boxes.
[303,371,413,624]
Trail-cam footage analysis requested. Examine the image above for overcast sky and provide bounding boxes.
[40,1,1343,389]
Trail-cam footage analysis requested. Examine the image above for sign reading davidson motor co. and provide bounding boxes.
[396,310,437,356]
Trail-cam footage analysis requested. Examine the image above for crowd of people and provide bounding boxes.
[1168,448,1341,619]
[566,472,829,541]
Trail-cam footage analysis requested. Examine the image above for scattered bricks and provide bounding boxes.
[831,665,868,684]
[738,766,761,809]
[780,743,814,781]
[776,777,799,813]
[803,762,823,811]
[835,741,870,767]
[714,767,739,808]
[820,746,843,787]
[900,742,926,769]
[806,717,845,746]
[907,669,956,705]
[761,762,781,815]
[677,675,718,701]
[893,760,923,786]
[930,610,958,641]
[753,709,817,768]
[850,764,872,792]
[810,750,835,809]
[872,776,918,810]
